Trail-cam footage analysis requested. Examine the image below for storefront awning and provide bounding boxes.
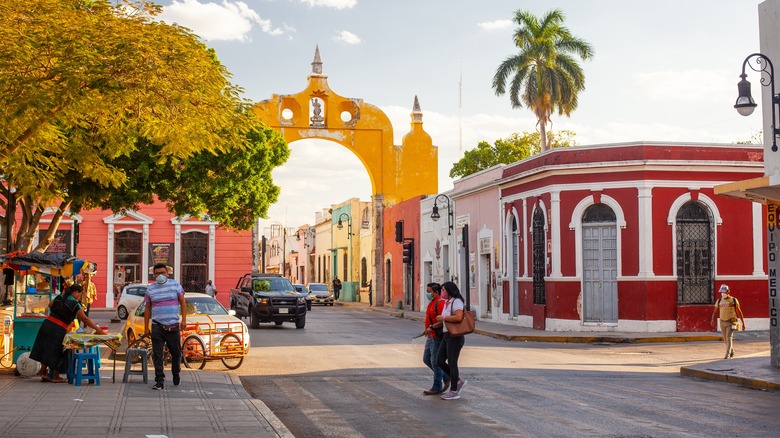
[714,175,780,204]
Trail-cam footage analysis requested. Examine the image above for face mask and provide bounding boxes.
[156,274,168,284]
[721,292,728,299]
[425,292,433,301]
[441,290,449,300]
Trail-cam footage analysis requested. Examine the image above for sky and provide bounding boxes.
[153,0,766,232]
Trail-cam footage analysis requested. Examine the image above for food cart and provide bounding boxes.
[0,252,95,364]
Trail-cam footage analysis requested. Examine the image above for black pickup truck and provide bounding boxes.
[229,273,307,329]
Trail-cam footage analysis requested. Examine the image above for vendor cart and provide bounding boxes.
[0,252,95,365]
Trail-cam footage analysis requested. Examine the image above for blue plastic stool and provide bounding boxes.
[88,345,101,368]
[71,351,101,386]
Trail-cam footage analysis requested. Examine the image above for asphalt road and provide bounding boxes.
[225,306,780,438]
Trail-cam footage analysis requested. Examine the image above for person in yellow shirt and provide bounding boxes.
[711,284,746,359]
[80,271,97,316]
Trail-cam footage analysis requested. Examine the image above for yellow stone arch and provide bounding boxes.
[252,46,438,206]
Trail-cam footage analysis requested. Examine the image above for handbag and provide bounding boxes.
[445,301,475,336]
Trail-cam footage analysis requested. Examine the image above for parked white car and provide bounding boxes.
[116,284,147,320]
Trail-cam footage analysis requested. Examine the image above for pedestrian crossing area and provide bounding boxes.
[245,370,780,437]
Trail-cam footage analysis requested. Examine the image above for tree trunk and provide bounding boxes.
[539,119,549,152]
[33,199,72,253]
[15,196,46,252]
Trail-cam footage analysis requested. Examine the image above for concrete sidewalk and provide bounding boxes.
[0,310,293,438]
[336,300,780,392]
[0,367,292,438]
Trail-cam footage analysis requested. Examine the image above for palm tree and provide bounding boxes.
[493,9,593,152]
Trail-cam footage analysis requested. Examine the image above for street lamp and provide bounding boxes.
[336,212,353,294]
[430,194,453,236]
[735,53,780,152]
[337,213,352,235]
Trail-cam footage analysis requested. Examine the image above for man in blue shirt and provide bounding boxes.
[144,263,187,390]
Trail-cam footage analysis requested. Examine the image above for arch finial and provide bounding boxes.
[312,44,323,75]
[411,95,422,122]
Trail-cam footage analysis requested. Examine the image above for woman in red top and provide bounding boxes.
[30,285,105,382]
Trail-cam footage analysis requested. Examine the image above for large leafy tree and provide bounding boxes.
[0,0,286,251]
[449,131,575,179]
[492,9,593,152]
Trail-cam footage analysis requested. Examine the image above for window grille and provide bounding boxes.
[181,232,208,293]
[676,202,714,304]
[532,208,546,305]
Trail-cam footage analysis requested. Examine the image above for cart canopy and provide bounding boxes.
[0,252,94,277]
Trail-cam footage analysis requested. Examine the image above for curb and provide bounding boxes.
[679,365,780,391]
[232,374,295,438]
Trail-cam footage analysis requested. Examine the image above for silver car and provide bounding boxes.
[307,283,334,306]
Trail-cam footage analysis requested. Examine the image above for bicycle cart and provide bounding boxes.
[124,292,249,371]
[180,317,247,370]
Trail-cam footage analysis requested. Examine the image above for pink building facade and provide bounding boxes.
[36,199,252,309]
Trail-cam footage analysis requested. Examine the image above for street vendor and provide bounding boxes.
[29,284,105,383]
[79,271,97,316]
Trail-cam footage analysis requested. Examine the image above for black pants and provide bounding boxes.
[151,323,182,385]
[436,332,465,391]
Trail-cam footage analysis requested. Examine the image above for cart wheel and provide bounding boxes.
[219,334,244,370]
[0,350,15,368]
[182,335,206,370]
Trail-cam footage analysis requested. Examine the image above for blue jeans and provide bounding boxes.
[423,336,448,390]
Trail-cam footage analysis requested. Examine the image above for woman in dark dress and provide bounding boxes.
[29,284,105,382]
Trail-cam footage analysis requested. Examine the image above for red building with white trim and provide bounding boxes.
[498,142,767,332]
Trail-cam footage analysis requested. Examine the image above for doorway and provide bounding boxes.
[581,204,618,324]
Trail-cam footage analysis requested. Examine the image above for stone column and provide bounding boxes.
[374,194,384,307]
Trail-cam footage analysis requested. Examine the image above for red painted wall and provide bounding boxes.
[383,197,422,310]
[499,143,766,332]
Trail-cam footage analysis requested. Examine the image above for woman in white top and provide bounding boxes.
[435,281,468,400]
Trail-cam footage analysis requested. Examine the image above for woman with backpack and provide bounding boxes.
[422,282,449,395]
[435,281,467,400]
[711,284,747,359]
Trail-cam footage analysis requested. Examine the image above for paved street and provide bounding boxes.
[237,306,780,437]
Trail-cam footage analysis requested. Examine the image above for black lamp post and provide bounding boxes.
[336,212,353,287]
[735,53,780,152]
[430,194,453,235]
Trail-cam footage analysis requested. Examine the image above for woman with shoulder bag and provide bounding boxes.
[435,281,467,400]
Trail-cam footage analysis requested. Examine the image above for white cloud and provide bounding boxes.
[478,19,512,31]
[160,0,286,41]
[299,0,356,10]
[333,30,361,45]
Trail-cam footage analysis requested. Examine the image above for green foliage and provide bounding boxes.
[0,0,287,250]
[449,131,576,179]
[734,130,762,145]
[492,9,593,151]
[66,117,289,232]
